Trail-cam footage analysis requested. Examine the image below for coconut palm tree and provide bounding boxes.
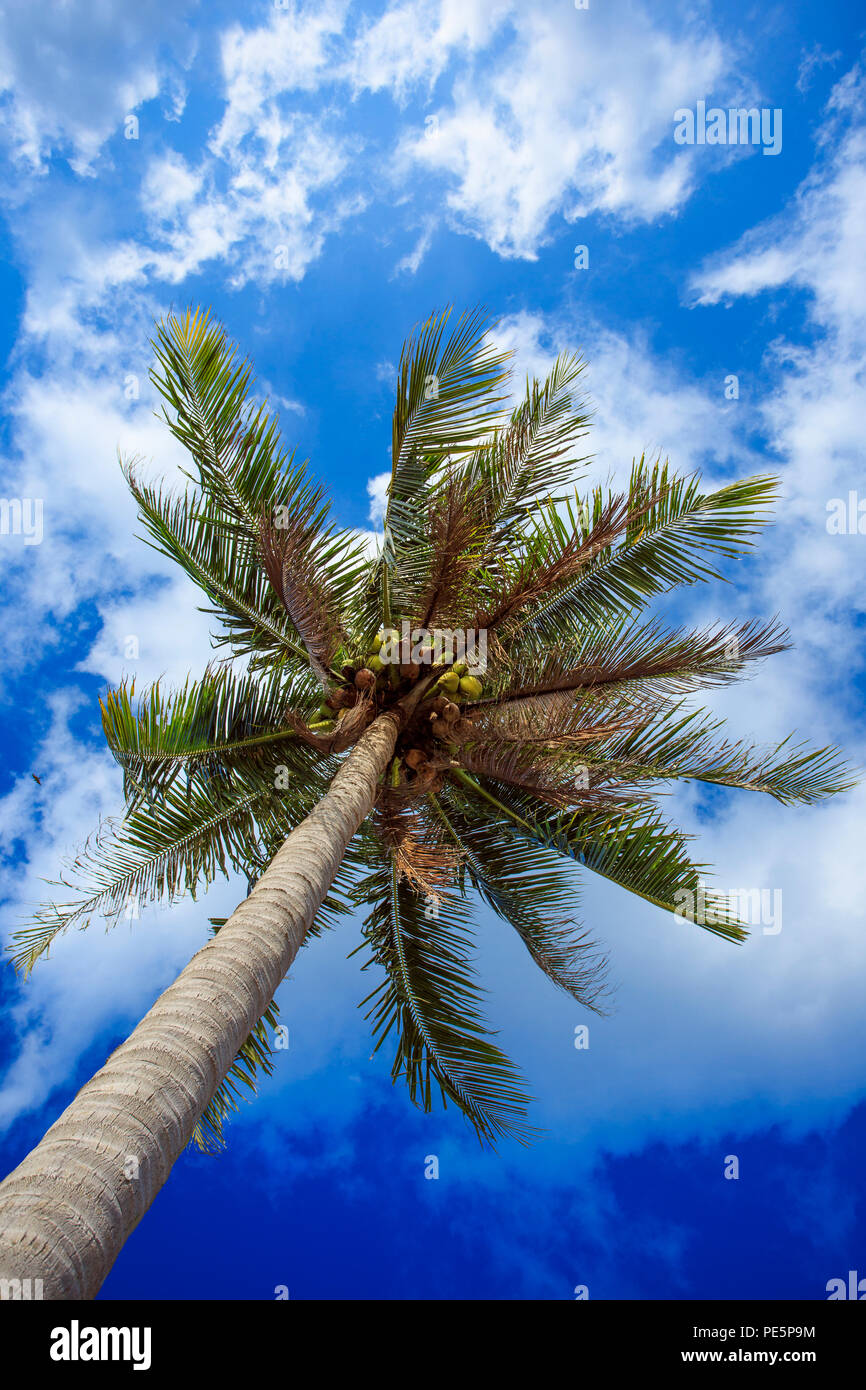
[0,306,851,1299]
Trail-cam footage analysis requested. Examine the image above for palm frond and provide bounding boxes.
[150,307,292,533]
[258,495,368,685]
[382,307,511,621]
[100,665,329,809]
[413,475,486,629]
[352,830,535,1145]
[430,789,609,1011]
[593,705,856,804]
[373,794,462,900]
[448,770,746,942]
[472,615,791,707]
[516,463,779,641]
[124,466,313,671]
[457,351,593,558]
[476,490,633,636]
[11,776,285,975]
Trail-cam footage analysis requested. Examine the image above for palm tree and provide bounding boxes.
[0,307,850,1300]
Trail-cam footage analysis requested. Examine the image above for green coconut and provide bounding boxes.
[437,671,460,694]
[458,675,483,700]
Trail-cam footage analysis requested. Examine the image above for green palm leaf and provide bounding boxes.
[125,468,311,671]
[515,462,779,641]
[458,350,593,555]
[100,665,327,808]
[150,307,292,532]
[430,790,608,1010]
[474,615,790,707]
[382,306,511,619]
[352,831,535,1145]
[449,770,746,942]
[591,705,855,804]
[11,775,287,975]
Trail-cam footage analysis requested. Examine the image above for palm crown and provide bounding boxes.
[14,306,851,1149]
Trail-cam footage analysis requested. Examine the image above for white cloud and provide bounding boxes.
[393,217,436,275]
[689,64,866,624]
[492,308,757,487]
[137,113,362,289]
[366,471,390,526]
[76,574,220,692]
[796,43,842,96]
[348,0,511,98]
[0,0,197,172]
[142,150,204,219]
[375,360,397,386]
[691,72,866,343]
[212,2,347,160]
[397,3,736,257]
[0,349,216,687]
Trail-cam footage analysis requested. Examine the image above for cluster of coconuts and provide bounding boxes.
[433,660,483,701]
[363,627,399,677]
[309,629,485,731]
[361,629,486,701]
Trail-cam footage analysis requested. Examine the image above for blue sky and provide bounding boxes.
[0,0,864,1300]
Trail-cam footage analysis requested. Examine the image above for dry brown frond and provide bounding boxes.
[455,742,644,814]
[475,492,636,633]
[375,797,463,900]
[416,476,483,628]
[259,509,343,684]
[331,693,376,753]
[473,617,791,708]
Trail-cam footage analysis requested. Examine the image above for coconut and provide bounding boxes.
[354,669,376,691]
[367,654,385,674]
[374,628,399,658]
[437,671,460,695]
[458,675,483,700]
[452,660,468,677]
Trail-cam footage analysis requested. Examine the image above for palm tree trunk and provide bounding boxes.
[0,710,401,1300]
